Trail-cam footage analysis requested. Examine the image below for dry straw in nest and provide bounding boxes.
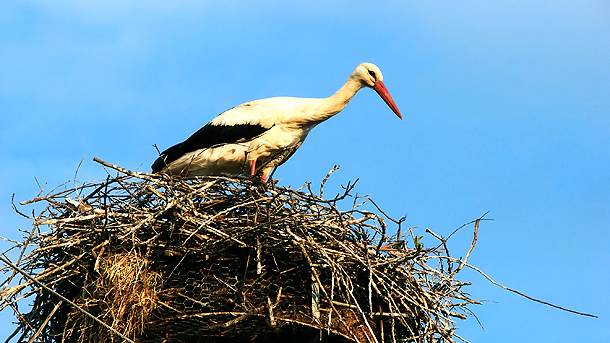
[1,160,485,343]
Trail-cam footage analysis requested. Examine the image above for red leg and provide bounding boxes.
[260,171,268,184]
[250,159,256,176]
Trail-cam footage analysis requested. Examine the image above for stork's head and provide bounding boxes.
[352,62,402,119]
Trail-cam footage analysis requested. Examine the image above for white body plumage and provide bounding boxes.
[165,98,318,177]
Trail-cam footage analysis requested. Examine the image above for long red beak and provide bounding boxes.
[373,81,402,120]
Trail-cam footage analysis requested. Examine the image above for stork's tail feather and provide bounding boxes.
[151,156,166,173]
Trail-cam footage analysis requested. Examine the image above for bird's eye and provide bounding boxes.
[368,70,376,80]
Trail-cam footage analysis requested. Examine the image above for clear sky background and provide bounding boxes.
[1,1,609,341]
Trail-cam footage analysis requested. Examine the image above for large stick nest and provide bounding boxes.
[1,161,480,343]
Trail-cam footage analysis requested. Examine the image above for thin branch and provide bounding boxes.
[464,262,598,318]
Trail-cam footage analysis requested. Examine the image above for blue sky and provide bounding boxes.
[1,1,609,341]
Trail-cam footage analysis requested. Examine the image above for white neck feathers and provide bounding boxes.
[302,76,364,125]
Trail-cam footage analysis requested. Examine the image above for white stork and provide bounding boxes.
[151,62,402,182]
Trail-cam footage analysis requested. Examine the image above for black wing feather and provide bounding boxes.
[151,123,271,172]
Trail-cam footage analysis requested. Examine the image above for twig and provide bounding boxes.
[463,262,597,318]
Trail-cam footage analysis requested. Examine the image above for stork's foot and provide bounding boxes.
[260,167,278,187]
[255,173,269,185]
[249,174,269,192]
[248,160,277,188]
